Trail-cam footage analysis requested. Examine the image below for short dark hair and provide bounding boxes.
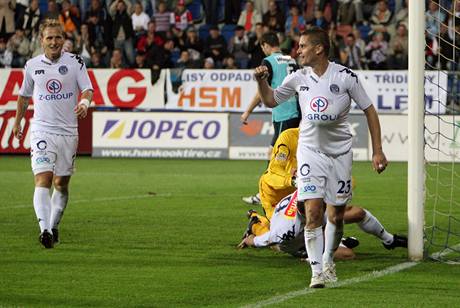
[260,31,279,47]
[301,27,330,56]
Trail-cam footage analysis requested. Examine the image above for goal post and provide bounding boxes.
[407,0,426,260]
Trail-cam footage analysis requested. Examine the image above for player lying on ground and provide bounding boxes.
[238,191,407,257]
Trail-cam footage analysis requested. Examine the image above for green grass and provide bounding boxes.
[0,157,459,307]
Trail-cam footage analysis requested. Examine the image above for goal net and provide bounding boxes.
[422,0,460,263]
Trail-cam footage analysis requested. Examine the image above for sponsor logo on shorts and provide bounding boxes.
[36,140,47,150]
[300,163,310,176]
[58,65,68,75]
[35,156,51,164]
[302,184,317,193]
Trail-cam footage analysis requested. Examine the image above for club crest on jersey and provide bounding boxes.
[58,65,68,75]
[46,79,62,93]
[310,96,329,112]
[330,84,340,93]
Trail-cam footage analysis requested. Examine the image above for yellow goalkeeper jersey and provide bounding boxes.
[259,128,299,218]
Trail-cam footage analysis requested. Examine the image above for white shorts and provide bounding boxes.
[296,145,352,206]
[30,131,78,176]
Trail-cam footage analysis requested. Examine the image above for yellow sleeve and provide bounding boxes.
[264,132,297,189]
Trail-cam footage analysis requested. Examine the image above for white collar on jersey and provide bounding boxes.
[41,52,64,65]
[309,61,332,80]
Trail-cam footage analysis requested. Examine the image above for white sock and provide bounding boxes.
[358,209,393,244]
[33,187,51,233]
[323,219,343,265]
[50,189,69,230]
[304,226,324,276]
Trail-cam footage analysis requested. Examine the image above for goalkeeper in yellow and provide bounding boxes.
[259,128,299,219]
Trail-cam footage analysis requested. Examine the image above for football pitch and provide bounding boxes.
[1,156,459,307]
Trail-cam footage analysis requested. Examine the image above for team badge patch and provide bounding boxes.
[330,84,340,93]
[58,65,68,75]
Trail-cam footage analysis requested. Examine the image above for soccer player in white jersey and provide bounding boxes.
[254,27,388,288]
[13,19,93,249]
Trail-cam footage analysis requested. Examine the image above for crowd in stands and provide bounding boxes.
[0,0,458,74]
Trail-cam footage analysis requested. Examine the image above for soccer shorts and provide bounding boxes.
[30,131,78,176]
[296,146,352,206]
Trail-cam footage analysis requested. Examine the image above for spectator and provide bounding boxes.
[247,22,265,67]
[369,0,393,40]
[253,0,269,16]
[154,0,173,34]
[337,0,364,25]
[278,31,292,55]
[16,0,41,39]
[262,0,285,33]
[223,54,238,69]
[0,38,12,67]
[0,0,16,40]
[285,4,305,36]
[365,32,388,69]
[308,9,329,30]
[426,1,446,40]
[202,0,219,25]
[110,0,135,66]
[89,51,104,68]
[176,49,198,69]
[134,52,148,68]
[224,0,241,24]
[317,0,339,23]
[59,0,81,40]
[62,38,75,53]
[15,0,28,27]
[340,33,364,69]
[425,30,438,70]
[136,21,164,54]
[28,30,41,57]
[171,25,186,50]
[228,25,249,69]
[328,23,343,63]
[204,25,227,68]
[85,0,112,65]
[183,26,203,61]
[387,22,408,69]
[7,28,30,67]
[238,0,262,35]
[203,56,214,69]
[43,0,59,20]
[110,48,126,68]
[172,0,192,31]
[75,23,92,66]
[132,1,150,39]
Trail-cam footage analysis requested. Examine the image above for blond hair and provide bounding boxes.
[39,19,64,38]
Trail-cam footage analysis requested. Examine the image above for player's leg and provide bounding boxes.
[30,132,57,248]
[344,205,408,249]
[322,151,353,282]
[303,198,326,288]
[50,175,71,243]
[50,134,78,243]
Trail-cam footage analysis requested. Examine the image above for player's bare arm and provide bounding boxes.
[254,66,277,108]
[74,89,94,119]
[363,104,388,173]
[237,234,256,249]
[241,92,262,124]
[13,96,31,139]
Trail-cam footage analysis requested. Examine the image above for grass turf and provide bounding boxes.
[0,156,459,307]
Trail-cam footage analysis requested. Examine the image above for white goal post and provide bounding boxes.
[407,0,426,261]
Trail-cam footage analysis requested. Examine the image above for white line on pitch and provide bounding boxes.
[241,261,418,308]
[1,194,171,210]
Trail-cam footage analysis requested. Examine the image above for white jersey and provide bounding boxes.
[253,191,305,254]
[19,52,93,135]
[274,62,372,156]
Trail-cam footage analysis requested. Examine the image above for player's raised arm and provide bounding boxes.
[254,65,277,108]
[363,104,387,173]
[13,96,31,139]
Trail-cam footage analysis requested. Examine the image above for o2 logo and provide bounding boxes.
[310,96,329,112]
[303,184,317,193]
[337,180,351,194]
[46,79,62,93]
